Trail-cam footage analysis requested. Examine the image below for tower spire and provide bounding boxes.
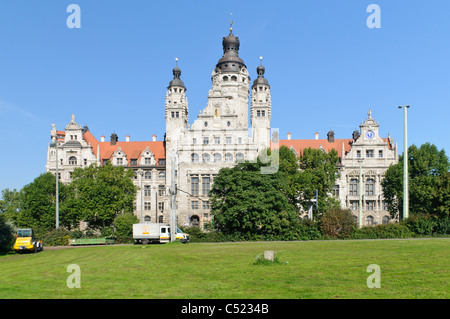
[229,13,234,33]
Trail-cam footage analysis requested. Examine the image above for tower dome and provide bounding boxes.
[253,58,269,86]
[168,60,185,89]
[216,24,246,72]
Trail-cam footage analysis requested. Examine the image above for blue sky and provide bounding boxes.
[1,0,449,192]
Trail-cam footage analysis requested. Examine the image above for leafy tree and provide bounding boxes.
[382,143,450,219]
[320,207,356,239]
[0,213,15,253]
[17,172,68,230]
[113,212,139,241]
[210,160,299,240]
[277,146,340,214]
[0,188,21,225]
[69,163,138,229]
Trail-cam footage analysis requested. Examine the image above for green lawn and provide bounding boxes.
[0,239,448,299]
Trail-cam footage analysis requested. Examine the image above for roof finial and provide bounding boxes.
[368,109,373,118]
[175,57,178,67]
[260,56,263,65]
[229,13,234,33]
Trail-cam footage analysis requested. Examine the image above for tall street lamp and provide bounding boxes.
[398,105,410,220]
[50,139,60,229]
[358,158,364,228]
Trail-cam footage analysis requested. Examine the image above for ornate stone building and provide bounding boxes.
[46,25,398,228]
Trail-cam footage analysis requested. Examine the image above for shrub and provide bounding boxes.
[351,223,413,239]
[320,208,356,239]
[0,215,15,253]
[402,214,450,236]
[296,219,322,240]
[43,228,71,246]
[113,212,139,242]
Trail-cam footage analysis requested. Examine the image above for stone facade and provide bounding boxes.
[45,26,398,229]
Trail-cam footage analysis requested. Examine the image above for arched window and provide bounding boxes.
[382,216,390,224]
[202,153,210,163]
[236,153,244,162]
[191,153,199,163]
[231,75,237,81]
[222,76,228,82]
[69,156,77,165]
[144,172,152,180]
[366,215,374,226]
[225,153,233,162]
[144,215,151,223]
[159,172,165,180]
[213,153,222,162]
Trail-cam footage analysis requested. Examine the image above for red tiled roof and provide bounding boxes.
[82,131,165,165]
[278,139,353,159]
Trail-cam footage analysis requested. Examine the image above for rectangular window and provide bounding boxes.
[144,186,151,197]
[366,201,375,211]
[382,201,388,211]
[349,179,359,196]
[158,185,165,196]
[257,110,261,117]
[379,150,383,158]
[191,176,199,195]
[332,185,339,197]
[203,137,209,145]
[193,138,197,145]
[130,159,137,166]
[238,137,242,144]
[175,111,179,118]
[350,201,358,211]
[171,111,175,118]
[117,158,123,165]
[356,150,361,158]
[365,179,375,196]
[159,159,166,166]
[202,201,210,210]
[191,201,199,210]
[214,137,220,144]
[261,110,265,117]
[158,202,165,211]
[202,176,210,195]
[226,137,232,144]
[366,150,374,158]
[144,202,151,210]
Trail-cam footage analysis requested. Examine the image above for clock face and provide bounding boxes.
[366,130,375,140]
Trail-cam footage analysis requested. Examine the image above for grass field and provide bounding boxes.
[0,239,448,299]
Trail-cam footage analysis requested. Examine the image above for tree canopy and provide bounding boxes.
[210,146,341,239]
[382,143,450,219]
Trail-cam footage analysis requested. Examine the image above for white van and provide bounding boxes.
[133,223,189,244]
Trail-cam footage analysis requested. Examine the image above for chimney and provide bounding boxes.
[110,133,118,145]
[327,130,335,143]
[287,132,291,140]
[152,134,157,142]
[101,135,105,142]
[314,132,319,140]
[126,135,130,142]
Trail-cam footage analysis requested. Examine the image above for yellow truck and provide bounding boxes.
[13,228,43,253]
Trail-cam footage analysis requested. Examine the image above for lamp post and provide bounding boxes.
[358,158,364,228]
[138,169,144,223]
[50,139,60,229]
[398,105,410,220]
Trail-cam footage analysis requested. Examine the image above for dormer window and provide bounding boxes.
[69,156,77,165]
